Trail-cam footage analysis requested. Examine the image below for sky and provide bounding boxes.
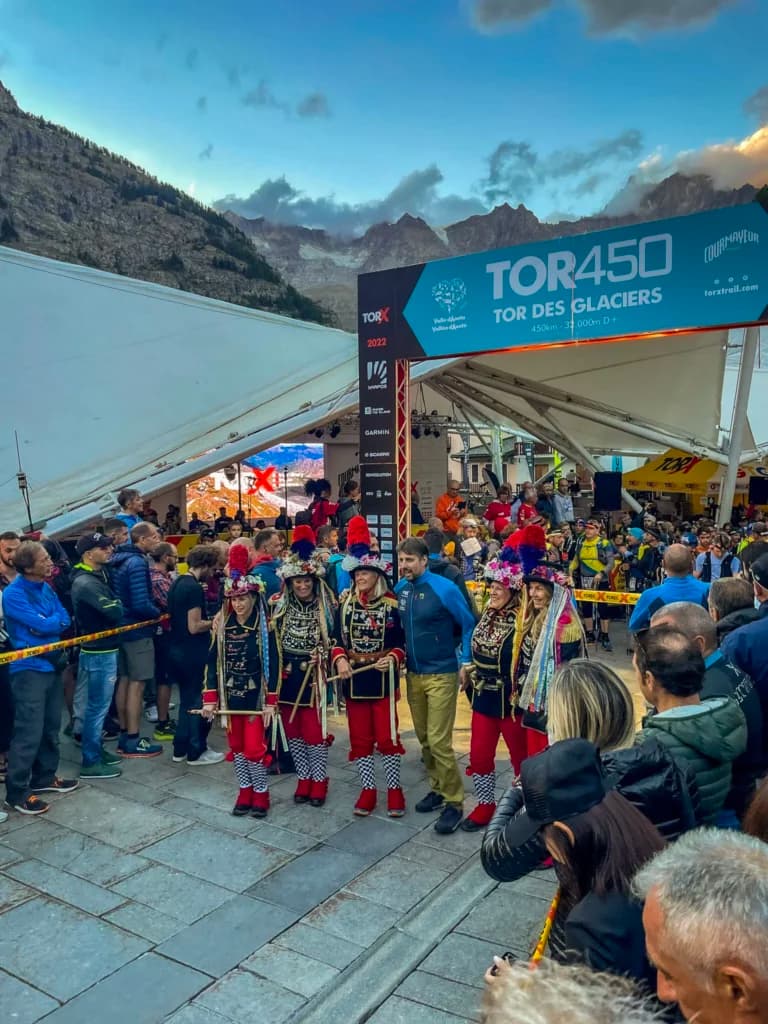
[1,0,767,235]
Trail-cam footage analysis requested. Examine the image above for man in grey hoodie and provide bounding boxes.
[634,625,746,825]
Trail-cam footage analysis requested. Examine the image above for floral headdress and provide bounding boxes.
[483,539,524,591]
[224,544,266,598]
[276,525,326,580]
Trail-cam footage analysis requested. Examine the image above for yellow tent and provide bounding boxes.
[623,450,718,493]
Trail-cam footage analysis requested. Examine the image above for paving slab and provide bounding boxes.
[45,787,189,852]
[4,858,125,916]
[163,774,241,810]
[0,896,149,1001]
[81,775,167,806]
[0,843,22,868]
[246,845,369,915]
[343,856,449,912]
[156,895,300,975]
[164,1006,234,1024]
[241,943,339,997]
[39,952,210,1024]
[324,816,417,859]
[104,900,187,944]
[263,802,352,840]
[111,863,234,924]
[0,968,60,1024]
[419,934,500,991]
[396,970,481,1021]
[367,994,471,1022]
[0,873,37,913]
[456,889,552,955]
[391,836,468,875]
[245,822,319,854]
[0,828,149,886]
[141,824,291,892]
[155,795,265,836]
[194,968,304,1023]
[301,891,400,946]
[272,922,366,969]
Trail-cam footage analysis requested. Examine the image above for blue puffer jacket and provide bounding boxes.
[3,575,71,674]
[395,569,475,674]
[108,545,160,640]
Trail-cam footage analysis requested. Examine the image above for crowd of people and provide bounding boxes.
[1,474,768,1021]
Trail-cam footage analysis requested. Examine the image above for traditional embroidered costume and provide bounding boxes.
[202,546,272,817]
[331,517,406,818]
[268,526,337,807]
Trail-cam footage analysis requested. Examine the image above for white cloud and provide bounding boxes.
[471,0,739,36]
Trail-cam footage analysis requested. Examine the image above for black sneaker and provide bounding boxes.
[600,634,613,653]
[8,794,49,815]
[434,804,463,834]
[102,722,121,741]
[415,791,445,813]
[585,630,596,644]
[31,777,79,794]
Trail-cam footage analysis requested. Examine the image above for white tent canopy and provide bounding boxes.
[1,246,758,535]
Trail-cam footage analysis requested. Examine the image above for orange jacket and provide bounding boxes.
[436,493,462,534]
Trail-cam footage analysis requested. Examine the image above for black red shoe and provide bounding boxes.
[31,778,79,794]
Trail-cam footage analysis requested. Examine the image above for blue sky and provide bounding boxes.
[1,0,766,233]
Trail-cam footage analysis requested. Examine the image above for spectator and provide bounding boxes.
[421,527,475,612]
[535,481,556,523]
[694,530,740,581]
[163,505,181,533]
[336,479,361,530]
[481,960,662,1024]
[140,500,159,526]
[305,478,339,531]
[636,530,664,589]
[483,485,512,530]
[115,487,143,530]
[214,506,233,532]
[395,537,476,834]
[168,545,223,766]
[456,516,487,581]
[109,521,163,758]
[254,519,266,530]
[548,659,700,840]
[651,601,764,823]
[3,541,77,815]
[570,518,616,652]
[634,626,746,824]
[516,485,541,527]
[410,484,425,527]
[721,552,768,741]
[316,524,339,562]
[274,507,293,532]
[552,478,574,527]
[102,517,129,548]
[629,543,709,632]
[739,539,768,583]
[743,778,768,844]
[0,530,19,589]
[634,829,768,1023]
[148,542,178,741]
[70,532,124,780]
[488,739,664,984]
[710,576,760,641]
[203,540,230,617]
[228,520,243,541]
[250,528,283,599]
[187,511,205,533]
[435,479,465,536]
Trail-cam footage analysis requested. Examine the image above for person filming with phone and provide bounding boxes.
[436,479,466,537]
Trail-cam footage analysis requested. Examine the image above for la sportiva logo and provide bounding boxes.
[366,360,388,390]
[362,307,390,325]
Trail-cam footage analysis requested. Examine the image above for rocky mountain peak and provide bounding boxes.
[0,81,20,113]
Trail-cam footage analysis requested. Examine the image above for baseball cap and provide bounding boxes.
[751,553,768,589]
[500,739,608,848]
[749,522,768,536]
[681,532,698,547]
[76,532,114,556]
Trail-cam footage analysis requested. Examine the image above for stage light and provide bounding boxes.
[314,428,324,438]
[433,429,441,438]
[424,427,432,437]
[329,422,341,438]
[411,425,422,439]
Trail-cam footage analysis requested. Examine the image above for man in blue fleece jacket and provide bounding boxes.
[396,537,475,834]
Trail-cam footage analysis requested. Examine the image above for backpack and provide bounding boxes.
[699,552,734,584]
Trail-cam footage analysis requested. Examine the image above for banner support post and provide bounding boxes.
[719,326,760,525]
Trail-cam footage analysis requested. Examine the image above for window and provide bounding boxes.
[471,463,479,483]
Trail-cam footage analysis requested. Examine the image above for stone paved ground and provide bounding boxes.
[0,628,635,1024]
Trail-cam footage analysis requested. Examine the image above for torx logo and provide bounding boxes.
[361,307,390,325]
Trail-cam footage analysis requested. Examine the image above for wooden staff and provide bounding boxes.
[288,657,316,723]
[189,708,271,717]
[324,662,382,685]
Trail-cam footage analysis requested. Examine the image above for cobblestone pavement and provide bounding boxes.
[0,632,634,1023]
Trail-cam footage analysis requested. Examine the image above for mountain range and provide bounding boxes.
[225,175,760,330]
[0,81,326,323]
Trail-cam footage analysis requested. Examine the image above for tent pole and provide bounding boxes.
[718,327,760,526]
[531,404,642,514]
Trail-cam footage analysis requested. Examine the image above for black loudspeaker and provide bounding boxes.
[748,477,768,504]
[593,472,623,511]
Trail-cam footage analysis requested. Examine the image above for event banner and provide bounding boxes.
[360,464,397,568]
[357,197,768,360]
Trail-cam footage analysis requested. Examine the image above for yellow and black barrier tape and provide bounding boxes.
[0,616,168,666]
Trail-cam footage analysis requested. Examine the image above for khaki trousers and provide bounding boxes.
[406,672,464,806]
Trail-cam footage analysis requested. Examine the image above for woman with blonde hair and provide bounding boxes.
[482,661,700,910]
